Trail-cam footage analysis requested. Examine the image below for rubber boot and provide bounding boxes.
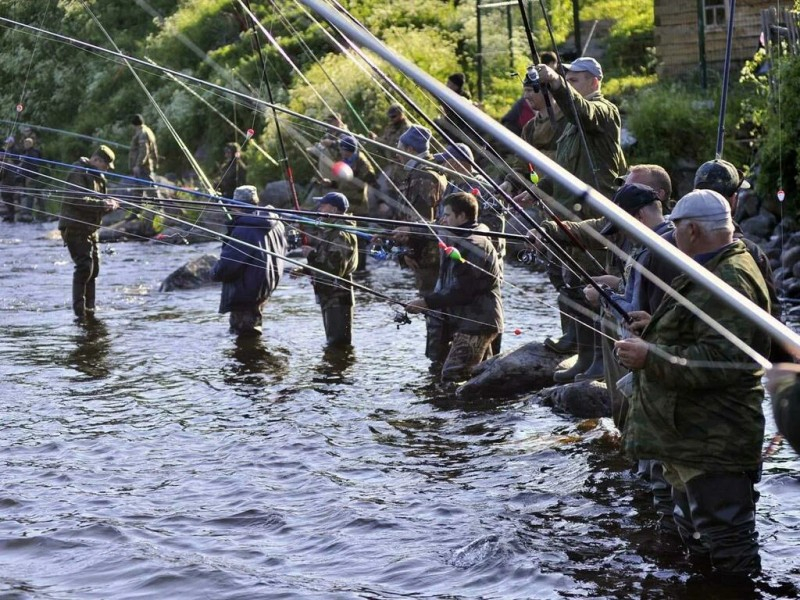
[553,316,595,383]
[84,279,96,315]
[72,277,86,319]
[574,319,605,382]
[685,472,761,575]
[544,292,577,355]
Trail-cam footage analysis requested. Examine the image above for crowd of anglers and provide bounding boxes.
[1,50,799,589]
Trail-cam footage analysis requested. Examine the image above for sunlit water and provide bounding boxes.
[0,220,798,599]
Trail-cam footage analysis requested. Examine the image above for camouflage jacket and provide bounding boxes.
[58,158,109,235]
[305,219,358,305]
[539,217,615,277]
[396,158,447,221]
[129,124,158,174]
[503,110,568,196]
[550,86,626,218]
[623,240,771,472]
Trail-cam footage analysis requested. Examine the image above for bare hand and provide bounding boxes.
[513,190,535,206]
[392,226,411,246]
[584,285,600,307]
[614,337,649,370]
[766,363,800,395]
[535,64,561,89]
[406,297,427,314]
[105,198,120,211]
[626,311,651,336]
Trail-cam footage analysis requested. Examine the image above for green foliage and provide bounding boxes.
[622,79,753,190]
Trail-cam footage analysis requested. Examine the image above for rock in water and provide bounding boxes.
[535,380,612,418]
[159,254,218,291]
[455,341,565,400]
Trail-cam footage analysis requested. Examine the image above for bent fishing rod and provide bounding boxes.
[298,0,800,360]
[320,2,625,321]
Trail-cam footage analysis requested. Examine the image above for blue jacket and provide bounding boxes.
[211,209,286,312]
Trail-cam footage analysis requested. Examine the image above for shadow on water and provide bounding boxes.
[67,317,111,379]
[313,344,357,385]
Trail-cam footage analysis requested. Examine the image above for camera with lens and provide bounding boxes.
[523,65,541,93]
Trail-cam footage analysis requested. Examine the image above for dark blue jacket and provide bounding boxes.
[211,209,286,312]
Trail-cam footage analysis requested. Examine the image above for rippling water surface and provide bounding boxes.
[1,221,798,599]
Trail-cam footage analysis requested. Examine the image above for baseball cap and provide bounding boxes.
[694,159,751,198]
[317,191,349,213]
[600,183,660,235]
[564,57,603,80]
[667,189,731,222]
[95,144,116,169]
[433,143,474,164]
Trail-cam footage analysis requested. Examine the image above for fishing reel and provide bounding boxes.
[369,239,409,261]
[286,227,304,250]
[516,248,540,266]
[523,65,541,93]
[393,309,412,329]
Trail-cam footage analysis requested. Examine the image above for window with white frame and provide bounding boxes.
[704,0,727,28]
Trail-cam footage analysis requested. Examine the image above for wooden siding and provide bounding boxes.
[655,0,772,77]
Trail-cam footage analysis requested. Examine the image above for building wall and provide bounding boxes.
[655,0,769,77]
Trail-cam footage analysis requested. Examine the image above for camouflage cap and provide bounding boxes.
[694,159,751,198]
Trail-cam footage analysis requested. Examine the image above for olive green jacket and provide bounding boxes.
[550,85,626,218]
[58,158,109,235]
[623,240,771,472]
[305,219,358,305]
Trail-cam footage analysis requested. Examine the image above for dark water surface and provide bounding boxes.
[1,221,798,599]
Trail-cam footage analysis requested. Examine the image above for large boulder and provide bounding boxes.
[781,245,800,271]
[455,342,566,400]
[159,254,219,291]
[534,380,612,418]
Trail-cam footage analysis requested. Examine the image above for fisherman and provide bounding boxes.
[374,104,409,205]
[308,112,346,187]
[211,185,286,337]
[438,72,474,145]
[0,136,20,222]
[336,134,377,218]
[615,189,770,576]
[693,159,784,330]
[300,192,358,347]
[500,51,557,137]
[58,145,120,320]
[18,137,45,222]
[129,113,159,190]
[391,125,449,364]
[406,192,503,382]
[215,142,247,200]
[532,56,626,217]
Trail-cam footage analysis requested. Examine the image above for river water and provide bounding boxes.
[0,219,798,599]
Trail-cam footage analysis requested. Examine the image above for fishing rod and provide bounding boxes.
[515,0,557,128]
[298,0,800,361]
[0,119,129,149]
[322,1,625,321]
[715,0,736,159]
[241,0,302,215]
[535,0,601,192]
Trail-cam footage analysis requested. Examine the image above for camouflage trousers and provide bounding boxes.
[229,305,263,337]
[440,331,497,383]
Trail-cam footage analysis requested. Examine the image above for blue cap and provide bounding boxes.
[318,191,349,213]
[398,125,432,154]
[433,143,474,164]
[564,57,603,80]
[339,134,358,152]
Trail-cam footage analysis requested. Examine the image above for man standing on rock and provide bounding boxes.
[128,113,159,217]
[59,145,119,320]
[406,192,503,382]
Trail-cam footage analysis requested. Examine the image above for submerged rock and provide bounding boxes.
[534,380,612,418]
[455,341,565,400]
[159,254,218,291]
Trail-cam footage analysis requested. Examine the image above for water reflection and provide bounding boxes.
[313,345,356,384]
[223,336,290,386]
[67,318,111,379]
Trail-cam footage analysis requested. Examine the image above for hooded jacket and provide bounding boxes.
[211,209,286,312]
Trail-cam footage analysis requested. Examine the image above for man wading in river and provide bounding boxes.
[615,189,770,577]
[59,145,119,320]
